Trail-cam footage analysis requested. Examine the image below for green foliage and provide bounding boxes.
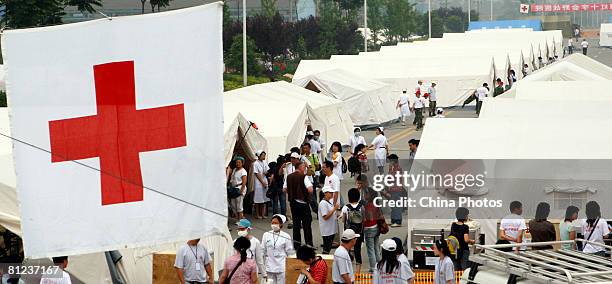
[384,0,417,42]
[0,0,103,28]
[318,0,340,58]
[445,15,463,33]
[261,0,278,19]
[223,74,271,91]
[150,0,172,12]
[0,91,6,107]
[226,35,263,76]
[295,37,307,59]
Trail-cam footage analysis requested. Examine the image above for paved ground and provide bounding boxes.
[230,41,612,271]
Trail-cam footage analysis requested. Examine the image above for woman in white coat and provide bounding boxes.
[368,126,389,174]
[396,90,411,126]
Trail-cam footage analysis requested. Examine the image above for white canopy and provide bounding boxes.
[562,53,612,79]
[480,97,612,119]
[0,108,232,283]
[292,69,397,126]
[509,80,612,101]
[295,56,496,107]
[223,110,267,165]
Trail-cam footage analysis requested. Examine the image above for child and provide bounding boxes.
[319,186,339,254]
[341,188,365,273]
[433,240,455,284]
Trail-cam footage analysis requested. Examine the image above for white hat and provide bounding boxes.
[381,239,397,251]
[377,126,384,132]
[272,214,287,224]
[341,229,360,241]
[255,149,265,157]
[322,186,334,193]
[290,152,300,159]
[306,131,314,136]
[436,107,444,114]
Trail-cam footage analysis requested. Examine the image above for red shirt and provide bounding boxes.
[309,257,328,284]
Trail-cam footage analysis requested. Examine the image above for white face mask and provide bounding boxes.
[354,132,361,137]
[271,224,281,232]
[237,230,249,237]
[313,136,319,141]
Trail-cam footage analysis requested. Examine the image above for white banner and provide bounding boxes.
[2,3,226,258]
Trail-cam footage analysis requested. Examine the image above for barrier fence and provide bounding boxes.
[355,271,464,284]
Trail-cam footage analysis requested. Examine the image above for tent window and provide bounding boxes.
[305,81,321,93]
[553,192,588,210]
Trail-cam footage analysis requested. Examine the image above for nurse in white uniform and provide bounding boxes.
[396,90,411,126]
[368,126,389,174]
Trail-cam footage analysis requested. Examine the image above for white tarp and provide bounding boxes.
[223,110,267,165]
[2,4,227,258]
[295,56,496,107]
[480,98,612,119]
[223,94,325,160]
[225,81,354,153]
[292,69,397,126]
[600,23,612,47]
[510,81,612,101]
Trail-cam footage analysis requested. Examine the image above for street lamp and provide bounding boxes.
[428,0,432,38]
[242,0,247,87]
[364,0,368,52]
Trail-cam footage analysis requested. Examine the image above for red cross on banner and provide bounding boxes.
[48,61,187,205]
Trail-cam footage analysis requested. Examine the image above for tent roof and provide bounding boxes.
[480,98,612,119]
[511,80,612,101]
[292,68,389,100]
[223,110,267,165]
[562,53,612,79]
[416,118,612,159]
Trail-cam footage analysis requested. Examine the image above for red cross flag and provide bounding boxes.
[1,3,225,258]
[520,3,530,13]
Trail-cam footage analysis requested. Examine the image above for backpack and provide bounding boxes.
[341,157,348,173]
[345,203,364,233]
[347,156,361,174]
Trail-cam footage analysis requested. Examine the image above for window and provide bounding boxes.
[553,191,589,210]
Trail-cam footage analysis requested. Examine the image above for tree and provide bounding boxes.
[150,0,172,12]
[65,0,102,14]
[226,34,263,75]
[295,36,307,59]
[1,0,64,28]
[261,0,278,18]
[385,0,417,42]
[318,0,340,58]
[247,13,290,61]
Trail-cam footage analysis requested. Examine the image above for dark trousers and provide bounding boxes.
[322,234,334,254]
[309,178,319,213]
[353,235,364,264]
[291,201,313,247]
[568,46,573,54]
[414,108,423,129]
[429,100,437,116]
[583,47,588,55]
[476,100,483,116]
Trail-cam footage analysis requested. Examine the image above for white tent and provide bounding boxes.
[562,53,612,80]
[223,110,268,165]
[600,23,612,47]
[479,98,612,119]
[0,65,5,92]
[224,81,354,154]
[295,56,496,107]
[0,108,232,283]
[292,69,397,126]
[223,92,325,160]
[509,81,612,101]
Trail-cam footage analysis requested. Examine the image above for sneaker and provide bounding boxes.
[390,223,401,228]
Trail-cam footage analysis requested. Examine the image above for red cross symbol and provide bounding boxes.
[48,61,187,205]
[521,5,528,12]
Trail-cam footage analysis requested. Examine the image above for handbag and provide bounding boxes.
[227,185,242,199]
[377,218,389,235]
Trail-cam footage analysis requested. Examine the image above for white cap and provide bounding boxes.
[381,239,397,251]
[341,229,360,241]
[322,186,334,193]
[436,107,444,114]
[290,152,300,159]
[377,126,384,132]
[272,214,287,224]
[255,149,265,157]
[306,131,314,136]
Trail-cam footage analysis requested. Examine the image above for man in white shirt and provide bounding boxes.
[348,127,367,155]
[567,38,574,54]
[428,82,437,117]
[581,39,589,55]
[174,239,213,284]
[305,131,321,160]
[313,130,325,162]
[475,83,489,116]
[332,229,359,284]
[39,256,71,284]
[412,91,426,130]
[499,201,526,252]
[322,160,341,206]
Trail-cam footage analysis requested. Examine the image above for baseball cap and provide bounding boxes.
[290,152,300,159]
[238,219,252,229]
[322,186,334,193]
[341,229,360,241]
[381,239,397,251]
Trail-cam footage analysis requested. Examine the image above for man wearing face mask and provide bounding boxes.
[237,218,266,282]
[262,214,294,284]
[348,127,366,156]
[313,130,325,162]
